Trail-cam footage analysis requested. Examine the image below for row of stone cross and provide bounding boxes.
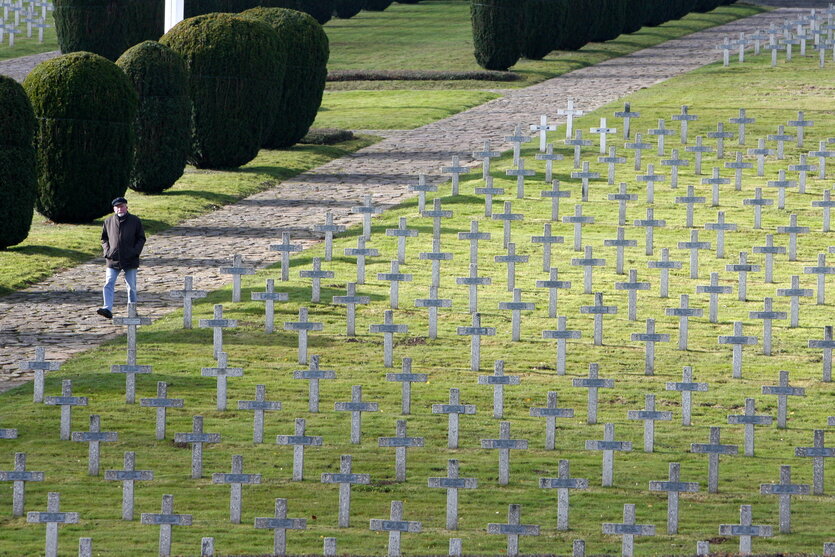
[0,0,52,46]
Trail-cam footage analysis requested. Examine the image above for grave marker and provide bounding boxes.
[571,160,601,202]
[537,143,564,182]
[505,124,531,167]
[810,139,835,179]
[140,494,191,557]
[531,223,564,272]
[725,151,752,190]
[726,251,759,301]
[590,117,616,154]
[140,382,183,440]
[809,325,835,382]
[174,416,220,479]
[219,254,255,302]
[748,297,786,356]
[615,269,650,321]
[636,163,664,204]
[408,174,437,213]
[541,179,570,221]
[671,105,697,144]
[685,135,712,175]
[580,293,618,346]
[251,279,289,333]
[459,219,491,269]
[805,253,835,304]
[585,423,632,487]
[572,245,606,294]
[812,189,835,231]
[212,454,261,523]
[666,294,703,351]
[529,392,574,450]
[369,500,421,557]
[625,133,652,170]
[495,242,528,292]
[768,125,794,159]
[795,429,835,494]
[762,370,805,429]
[352,194,380,239]
[777,275,813,327]
[662,149,689,189]
[648,119,674,156]
[370,310,408,368]
[487,504,539,557]
[558,98,584,138]
[506,159,535,199]
[237,384,282,442]
[614,102,640,138]
[198,304,237,360]
[313,211,345,261]
[44,379,88,440]
[481,421,528,485]
[293,355,335,413]
[678,229,711,280]
[691,426,738,493]
[269,233,302,282]
[284,307,323,364]
[386,358,426,415]
[719,505,772,555]
[414,285,452,339]
[386,217,419,264]
[201,352,243,411]
[441,155,470,196]
[111,303,153,403]
[276,418,322,481]
[634,208,666,256]
[702,167,730,207]
[492,200,523,248]
[666,366,708,426]
[604,228,637,275]
[602,503,655,557]
[565,129,592,169]
[648,248,682,298]
[719,321,758,378]
[71,414,117,476]
[379,419,424,482]
[321,454,370,528]
[334,385,379,444]
[542,315,581,375]
[254,498,306,557]
[0,452,44,517]
[432,388,476,449]
[649,462,699,535]
[628,394,672,452]
[478,360,521,418]
[456,265,491,314]
[727,398,772,456]
[20,346,61,403]
[344,236,379,284]
[748,138,774,176]
[696,272,732,324]
[608,183,638,226]
[472,142,500,179]
[428,459,478,530]
[26,492,79,557]
[539,459,587,530]
[760,465,809,534]
[573,363,614,424]
[708,122,734,159]
[377,260,412,309]
[790,154,816,193]
[332,283,370,336]
[300,258,334,303]
[563,204,595,251]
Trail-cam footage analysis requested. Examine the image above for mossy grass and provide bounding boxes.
[3,51,835,555]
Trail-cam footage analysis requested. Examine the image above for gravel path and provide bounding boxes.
[0,7,804,388]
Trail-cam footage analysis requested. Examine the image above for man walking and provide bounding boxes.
[98,197,146,319]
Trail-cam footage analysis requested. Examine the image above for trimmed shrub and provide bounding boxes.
[558,0,592,50]
[364,0,393,10]
[0,76,37,249]
[22,52,137,223]
[160,13,284,168]
[588,0,625,42]
[241,7,328,148]
[396,0,420,3]
[54,0,164,61]
[259,0,334,23]
[622,0,647,34]
[471,0,525,71]
[116,41,190,194]
[672,0,696,18]
[522,0,567,60]
[334,0,365,17]
[184,0,222,17]
[693,0,722,12]
[644,0,672,26]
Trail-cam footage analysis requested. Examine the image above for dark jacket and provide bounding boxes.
[101,213,146,270]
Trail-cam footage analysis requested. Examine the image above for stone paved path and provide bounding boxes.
[0,8,804,387]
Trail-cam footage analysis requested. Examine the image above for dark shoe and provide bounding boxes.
[97,307,113,319]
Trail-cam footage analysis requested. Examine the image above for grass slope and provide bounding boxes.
[2,51,835,555]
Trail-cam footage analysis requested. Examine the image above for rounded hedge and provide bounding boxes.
[54,0,164,61]
[364,0,393,10]
[522,0,566,60]
[589,0,625,42]
[259,0,334,24]
[0,76,37,249]
[558,0,592,50]
[693,0,721,12]
[241,7,329,148]
[23,52,138,223]
[471,0,524,71]
[160,13,285,168]
[116,41,190,194]
[334,0,365,18]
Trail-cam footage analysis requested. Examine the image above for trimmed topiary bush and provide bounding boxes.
[0,76,37,249]
[558,0,593,50]
[522,0,566,60]
[54,0,164,61]
[334,0,365,17]
[364,0,393,10]
[693,0,721,12]
[644,0,673,26]
[622,0,647,34]
[259,0,334,24]
[116,41,190,194]
[161,13,284,168]
[589,0,625,42]
[184,0,222,17]
[471,0,525,71]
[22,52,137,223]
[241,7,328,148]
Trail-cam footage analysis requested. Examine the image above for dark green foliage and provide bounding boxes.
[522,0,567,60]
[470,0,525,71]
[672,0,696,18]
[241,7,328,148]
[160,13,284,168]
[54,0,164,61]
[116,41,190,194]
[0,76,36,249]
[693,0,721,12]
[396,0,420,3]
[300,128,354,145]
[334,0,365,17]
[364,0,393,10]
[587,0,625,42]
[184,0,222,17]
[258,0,334,23]
[22,52,137,223]
[643,0,671,26]
[622,0,647,34]
[558,0,592,50]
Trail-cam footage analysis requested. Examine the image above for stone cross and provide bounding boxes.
[294,355,336,413]
[602,503,655,557]
[604,227,637,275]
[313,210,346,261]
[571,245,605,294]
[0,452,44,517]
[580,293,618,346]
[625,133,652,170]
[26,492,79,557]
[805,253,835,304]
[662,149,689,189]
[727,398,772,456]
[386,358,427,415]
[531,223,564,272]
[300,258,334,303]
[201,352,243,411]
[377,260,412,309]
[794,429,835,494]
[352,194,381,239]
[788,110,814,147]
[748,138,774,176]
[729,108,755,145]
[608,183,638,226]
[536,143,565,182]
[649,462,699,535]
[666,366,708,426]
[408,174,437,213]
[478,360,521,418]
[506,159,535,199]
[441,155,470,196]
[672,105,697,144]
[539,459,587,530]
[334,385,379,444]
[321,454,370,528]
[615,269,650,321]
[636,163,664,204]
[749,29,767,54]
[590,117,616,154]
[140,494,192,557]
[685,135,712,175]
[495,242,528,292]
[198,304,237,360]
[810,139,835,179]
[505,124,531,167]
[269,233,301,281]
[726,252,759,301]
[20,346,61,403]
[432,388,476,449]
[558,98,584,138]
[254,498,306,557]
[237,384,282,442]
[276,418,322,481]
[675,186,705,228]
[718,321,758,378]
[419,245,453,288]
[369,310,408,368]
[614,102,640,138]
[718,505,772,555]
[344,236,379,284]
[809,326,835,382]
[631,319,669,376]
[767,124,794,159]
[702,167,730,207]
[762,371,805,429]
[706,212,737,259]
[753,234,784,282]
[573,363,614,424]
[542,315,582,375]
[585,423,632,487]
[459,219,491,268]
[743,187,773,229]
[71,414,118,476]
[481,421,528,485]
[777,275,813,327]
[768,169,797,210]
[748,297,786,356]
[219,254,255,302]
[111,303,153,403]
[725,151,752,190]
[666,295,703,351]
[690,426,738,493]
[565,129,592,169]
[369,501,421,557]
[379,420,424,482]
[648,248,682,298]
[563,204,595,251]
[529,391,574,450]
[678,229,711,280]
[472,141,501,179]
[541,179,570,221]
[140,381,183,441]
[812,190,835,231]
[696,272,732,324]
[760,465,809,534]
[414,285,452,339]
[648,119,674,155]
[718,36,733,65]
[789,154,816,193]
[212,454,261,523]
[493,201,523,248]
[456,264,491,314]
[633,208,666,256]
[708,122,734,159]
[174,416,221,479]
[44,379,88,441]
[487,504,540,557]
[251,279,289,333]
[628,394,672,452]
[332,282,370,336]
[284,307,323,364]
[428,459,478,530]
[571,160,600,202]
[386,217,419,264]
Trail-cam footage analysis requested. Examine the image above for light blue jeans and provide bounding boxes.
[103,267,137,310]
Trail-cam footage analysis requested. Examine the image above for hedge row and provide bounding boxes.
[472,0,738,71]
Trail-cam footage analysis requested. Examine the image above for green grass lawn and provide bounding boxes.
[3,51,835,555]
[0,10,58,61]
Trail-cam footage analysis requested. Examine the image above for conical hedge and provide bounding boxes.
[471,0,525,71]
[23,52,137,223]
[364,0,393,10]
[54,0,164,61]
[116,41,190,194]
[259,0,335,24]
[241,7,328,148]
[693,0,722,12]
[522,0,567,60]
[558,0,593,50]
[0,76,37,249]
[334,0,365,17]
[622,0,647,34]
[589,0,625,42]
[160,13,284,168]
